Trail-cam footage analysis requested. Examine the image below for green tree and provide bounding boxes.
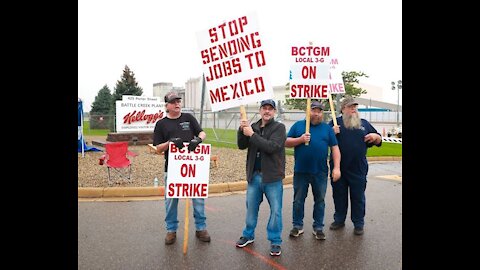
[110,65,143,131]
[284,70,369,111]
[112,65,143,107]
[341,71,368,97]
[90,84,112,114]
[90,85,113,129]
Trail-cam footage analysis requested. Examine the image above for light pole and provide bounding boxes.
[391,80,402,127]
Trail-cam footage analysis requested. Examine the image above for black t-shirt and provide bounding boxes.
[153,113,203,171]
[253,127,264,171]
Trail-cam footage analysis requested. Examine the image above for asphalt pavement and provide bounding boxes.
[78,161,402,270]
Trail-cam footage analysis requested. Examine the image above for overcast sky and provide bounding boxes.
[79,0,402,112]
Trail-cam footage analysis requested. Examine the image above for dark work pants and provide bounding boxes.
[330,171,367,229]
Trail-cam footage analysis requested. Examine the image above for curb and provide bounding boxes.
[78,157,401,199]
[79,176,293,199]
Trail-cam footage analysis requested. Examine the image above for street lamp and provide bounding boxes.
[391,80,402,127]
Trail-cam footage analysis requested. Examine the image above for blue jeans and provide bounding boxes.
[330,170,367,228]
[164,173,207,232]
[292,172,328,231]
[242,172,283,246]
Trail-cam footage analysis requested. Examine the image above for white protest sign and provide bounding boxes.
[166,142,211,198]
[289,44,331,99]
[196,12,274,112]
[115,96,166,133]
[328,58,345,94]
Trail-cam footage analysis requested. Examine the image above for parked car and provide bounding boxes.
[387,127,402,138]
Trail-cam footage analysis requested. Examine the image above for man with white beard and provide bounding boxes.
[328,96,382,236]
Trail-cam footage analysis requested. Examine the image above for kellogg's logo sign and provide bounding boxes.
[116,96,166,132]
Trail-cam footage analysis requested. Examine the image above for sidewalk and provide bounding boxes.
[78,156,401,200]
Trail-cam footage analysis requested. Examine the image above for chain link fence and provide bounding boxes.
[86,110,401,142]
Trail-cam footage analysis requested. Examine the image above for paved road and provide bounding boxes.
[78,161,402,270]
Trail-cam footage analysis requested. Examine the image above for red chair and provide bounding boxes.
[99,142,137,184]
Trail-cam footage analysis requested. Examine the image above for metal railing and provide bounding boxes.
[86,110,402,143]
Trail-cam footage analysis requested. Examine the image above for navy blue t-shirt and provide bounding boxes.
[328,116,381,176]
[288,120,337,174]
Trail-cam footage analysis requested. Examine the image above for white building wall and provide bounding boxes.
[356,82,384,102]
[184,77,200,110]
[184,77,211,111]
[153,82,173,99]
[273,85,288,104]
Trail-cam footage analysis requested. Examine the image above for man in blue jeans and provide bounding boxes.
[236,99,286,256]
[153,91,210,245]
[329,96,382,235]
[285,101,341,240]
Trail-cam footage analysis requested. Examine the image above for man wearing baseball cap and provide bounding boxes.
[328,96,382,236]
[285,100,341,241]
[235,99,286,256]
[153,91,210,245]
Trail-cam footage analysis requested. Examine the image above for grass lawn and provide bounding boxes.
[83,121,110,136]
[367,141,402,157]
[202,128,401,157]
[82,122,402,157]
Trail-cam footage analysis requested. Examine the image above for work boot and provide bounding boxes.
[165,232,176,245]
[354,227,364,235]
[195,230,211,242]
[329,222,345,230]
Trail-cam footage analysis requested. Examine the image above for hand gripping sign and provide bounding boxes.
[166,142,211,198]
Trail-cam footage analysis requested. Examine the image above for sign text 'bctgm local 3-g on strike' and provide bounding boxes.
[166,142,211,198]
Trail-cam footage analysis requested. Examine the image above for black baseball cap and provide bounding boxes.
[260,99,276,109]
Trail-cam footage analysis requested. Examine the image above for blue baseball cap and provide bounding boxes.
[260,99,276,109]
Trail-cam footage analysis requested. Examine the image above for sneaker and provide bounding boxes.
[165,232,176,245]
[195,230,211,242]
[289,227,304,237]
[354,227,364,235]
[270,245,282,256]
[312,230,326,240]
[329,222,345,230]
[236,236,254,248]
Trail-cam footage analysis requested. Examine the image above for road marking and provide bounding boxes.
[376,175,402,182]
[220,240,287,270]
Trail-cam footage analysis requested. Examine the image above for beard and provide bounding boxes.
[310,114,322,125]
[343,112,361,129]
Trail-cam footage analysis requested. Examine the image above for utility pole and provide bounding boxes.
[391,80,402,127]
[200,74,205,127]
